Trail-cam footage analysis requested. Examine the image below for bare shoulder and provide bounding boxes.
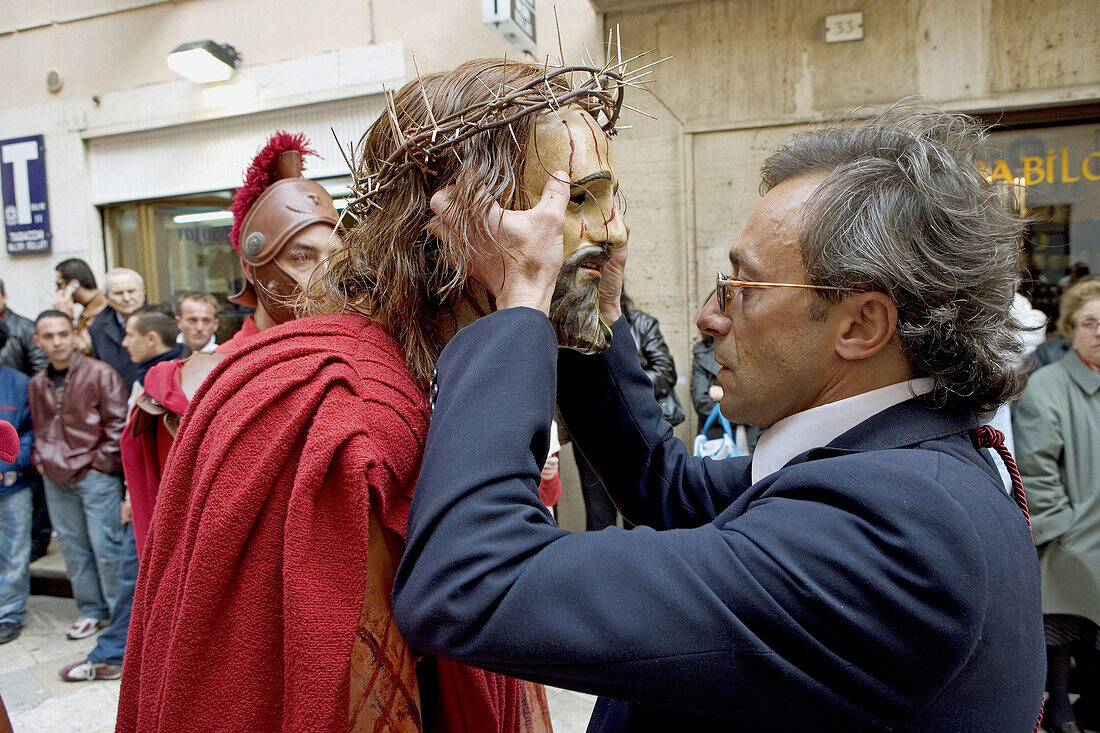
[179,353,226,401]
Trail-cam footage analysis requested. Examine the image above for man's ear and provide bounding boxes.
[241,261,256,286]
[835,291,898,361]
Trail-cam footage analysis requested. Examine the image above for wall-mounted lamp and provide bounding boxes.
[167,41,240,83]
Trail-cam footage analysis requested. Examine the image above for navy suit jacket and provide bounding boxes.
[88,305,137,391]
[394,309,1044,732]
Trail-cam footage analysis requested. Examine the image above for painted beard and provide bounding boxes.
[549,245,612,354]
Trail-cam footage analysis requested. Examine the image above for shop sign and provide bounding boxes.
[1,135,51,255]
[978,147,1100,186]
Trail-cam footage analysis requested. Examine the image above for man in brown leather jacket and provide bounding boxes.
[28,310,128,641]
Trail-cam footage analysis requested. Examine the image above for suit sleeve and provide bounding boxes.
[394,309,985,724]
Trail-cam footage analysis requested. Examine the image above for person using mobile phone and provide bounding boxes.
[53,259,107,356]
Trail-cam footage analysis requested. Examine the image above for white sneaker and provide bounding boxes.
[66,617,107,640]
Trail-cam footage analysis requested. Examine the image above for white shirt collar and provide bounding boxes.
[750,377,935,485]
[176,333,217,352]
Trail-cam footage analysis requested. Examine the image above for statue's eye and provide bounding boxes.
[570,191,586,206]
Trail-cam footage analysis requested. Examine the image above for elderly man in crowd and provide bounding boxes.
[394,106,1045,731]
[88,268,145,391]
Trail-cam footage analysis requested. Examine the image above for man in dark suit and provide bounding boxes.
[88,268,145,392]
[394,106,1045,731]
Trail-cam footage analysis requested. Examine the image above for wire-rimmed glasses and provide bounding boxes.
[715,271,847,313]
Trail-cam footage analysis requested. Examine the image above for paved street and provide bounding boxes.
[0,593,120,732]
[0,546,595,732]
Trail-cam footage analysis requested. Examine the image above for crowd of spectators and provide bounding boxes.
[0,262,227,686]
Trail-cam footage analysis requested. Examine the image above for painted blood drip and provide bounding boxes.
[562,120,577,177]
[580,114,605,167]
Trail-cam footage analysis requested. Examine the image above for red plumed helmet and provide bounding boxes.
[229,131,318,253]
[226,131,339,317]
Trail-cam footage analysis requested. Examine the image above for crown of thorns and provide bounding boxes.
[340,47,665,219]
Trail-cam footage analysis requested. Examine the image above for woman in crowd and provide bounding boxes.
[1014,279,1100,733]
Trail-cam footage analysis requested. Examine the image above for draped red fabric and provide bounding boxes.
[120,424,162,557]
[116,314,540,732]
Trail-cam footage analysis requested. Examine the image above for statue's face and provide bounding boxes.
[522,106,627,353]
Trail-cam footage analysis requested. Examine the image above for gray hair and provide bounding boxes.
[104,267,145,290]
[761,104,1026,415]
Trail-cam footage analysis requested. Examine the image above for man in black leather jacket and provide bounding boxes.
[0,279,47,376]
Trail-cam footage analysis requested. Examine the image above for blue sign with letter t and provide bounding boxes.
[1,134,52,255]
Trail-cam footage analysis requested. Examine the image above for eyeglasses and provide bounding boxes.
[1075,318,1100,334]
[715,271,846,313]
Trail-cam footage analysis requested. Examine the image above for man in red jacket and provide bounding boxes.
[28,310,127,643]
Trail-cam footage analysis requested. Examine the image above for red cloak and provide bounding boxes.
[117,314,549,732]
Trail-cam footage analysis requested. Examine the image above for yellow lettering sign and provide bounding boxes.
[1021,157,1044,185]
[1083,152,1100,182]
[1061,147,1081,183]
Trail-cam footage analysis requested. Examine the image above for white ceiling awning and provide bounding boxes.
[87,95,387,204]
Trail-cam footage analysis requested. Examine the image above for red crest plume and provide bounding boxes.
[229,131,317,252]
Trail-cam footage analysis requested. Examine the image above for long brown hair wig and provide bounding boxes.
[300,58,620,383]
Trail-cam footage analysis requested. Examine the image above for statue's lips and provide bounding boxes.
[567,245,611,277]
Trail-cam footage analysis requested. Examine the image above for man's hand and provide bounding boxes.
[429,173,569,315]
[120,498,132,525]
[52,284,76,318]
[597,232,628,325]
[540,454,559,482]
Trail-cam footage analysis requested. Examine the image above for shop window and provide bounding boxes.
[102,177,351,344]
[981,122,1100,333]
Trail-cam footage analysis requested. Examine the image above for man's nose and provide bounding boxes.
[696,292,729,337]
